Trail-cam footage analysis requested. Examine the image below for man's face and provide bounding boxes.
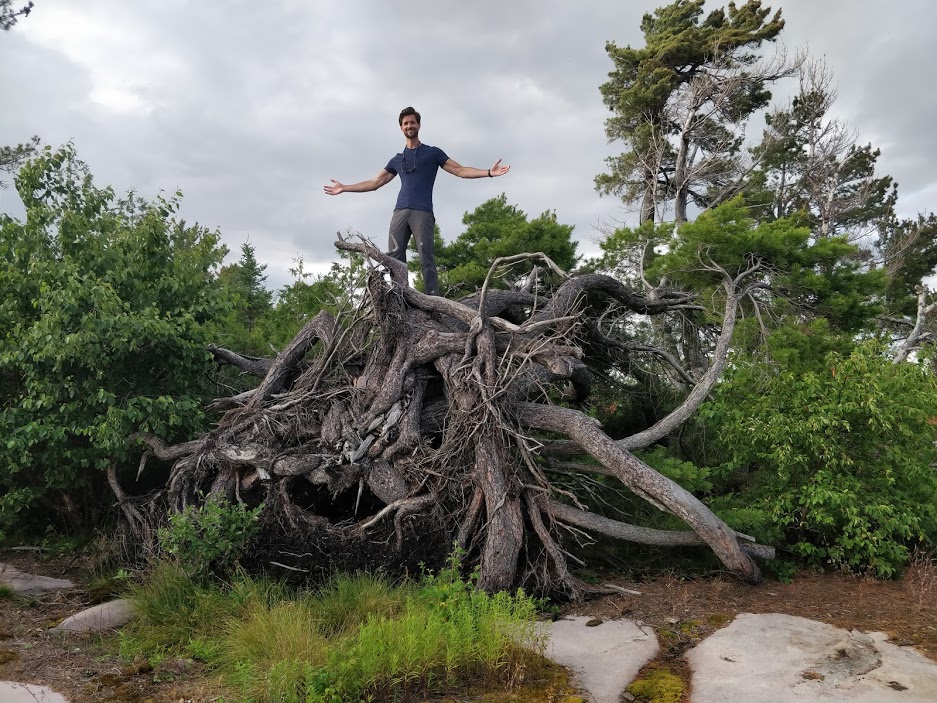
[400,115,420,139]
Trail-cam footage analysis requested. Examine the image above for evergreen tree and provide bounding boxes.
[0,136,40,187]
[746,61,897,241]
[230,242,273,331]
[1,2,40,184]
[597,0,787,223]
[432,195,578,297]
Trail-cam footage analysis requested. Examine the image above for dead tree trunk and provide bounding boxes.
[125,241,774,595]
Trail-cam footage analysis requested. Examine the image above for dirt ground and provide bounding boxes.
[1,550,935,703]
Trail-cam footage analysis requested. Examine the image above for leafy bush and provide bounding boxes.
[0,145,228,537]
[701,342,937,576]
[638,447,713,494]
[156,495,263,581]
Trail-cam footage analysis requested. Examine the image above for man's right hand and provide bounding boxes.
[324,179,345,195]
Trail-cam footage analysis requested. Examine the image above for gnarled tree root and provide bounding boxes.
[125,242,774,594]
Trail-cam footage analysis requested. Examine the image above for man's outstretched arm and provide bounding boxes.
[442,158,510,179]
[324,168,395,195]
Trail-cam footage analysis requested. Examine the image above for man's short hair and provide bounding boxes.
[399,106,421,125]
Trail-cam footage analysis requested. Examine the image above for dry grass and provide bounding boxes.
[905,548,937,613]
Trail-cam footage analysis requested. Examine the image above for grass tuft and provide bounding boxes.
[314,571,407,636]
[120,556,545,702]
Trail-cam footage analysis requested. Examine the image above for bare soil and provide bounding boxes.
[1,550,935,703]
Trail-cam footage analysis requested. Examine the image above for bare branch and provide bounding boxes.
[518,402,761,582]
[208,345,273,377]
[546,499,774,560]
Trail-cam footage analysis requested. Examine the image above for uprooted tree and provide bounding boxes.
[120,236,775,596]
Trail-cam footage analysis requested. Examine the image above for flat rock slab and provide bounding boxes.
[687,613,937,702]
[50,598,134,633]
[0,681,69,702]
[0,562,73,596]
[545,616,658,703]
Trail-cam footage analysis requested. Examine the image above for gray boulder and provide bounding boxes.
[0,562,73,596]
[50,598,135,633]
[687,613,937,702]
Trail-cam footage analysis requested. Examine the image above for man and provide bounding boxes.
[324,106,510,296]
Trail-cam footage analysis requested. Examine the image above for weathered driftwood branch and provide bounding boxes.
[545,499,775,561]
[208,345,273,376]
[518,403,761,583]
[893,287,936,364]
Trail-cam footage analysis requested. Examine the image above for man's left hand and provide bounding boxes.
[489,159,511,177]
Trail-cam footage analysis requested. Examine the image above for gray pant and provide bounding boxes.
[388,208,438,296]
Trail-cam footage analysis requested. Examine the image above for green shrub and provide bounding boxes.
[0,145,228,536]
[156,495,263,582]
[638,447,713,494]
[701,342,937,576]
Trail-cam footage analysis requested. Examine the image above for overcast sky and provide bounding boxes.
[2,1,935,290]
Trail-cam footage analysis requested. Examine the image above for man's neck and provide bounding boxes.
[405,138,421,150]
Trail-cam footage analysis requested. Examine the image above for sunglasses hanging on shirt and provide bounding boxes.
[401,148,417,173]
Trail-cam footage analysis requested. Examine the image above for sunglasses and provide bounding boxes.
[402,149,416,174]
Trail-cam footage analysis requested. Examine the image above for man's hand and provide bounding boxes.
[489,159,511,177]
[324,179,345,196]
[324,170,394,194]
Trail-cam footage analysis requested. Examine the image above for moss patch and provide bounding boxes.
[677,619,702,634]
[705,612,732,627]
[626,667,685,703]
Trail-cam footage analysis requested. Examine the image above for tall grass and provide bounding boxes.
[314,572,409,636]
[121,557,545,702]
[119,561,292,662]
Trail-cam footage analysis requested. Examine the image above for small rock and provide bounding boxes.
[50,599,134,633]
[0,563,73,596]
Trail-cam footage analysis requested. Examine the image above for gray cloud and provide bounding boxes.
[2,0,934,289]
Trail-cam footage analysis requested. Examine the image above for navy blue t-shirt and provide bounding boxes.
[385,144,449,213]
